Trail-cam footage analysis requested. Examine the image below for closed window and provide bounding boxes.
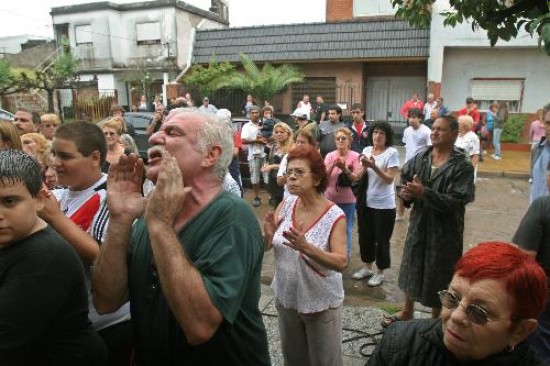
[75,24,92,45]
[470,79,524,112]
[353,0,395,16]
[136,22,161,45]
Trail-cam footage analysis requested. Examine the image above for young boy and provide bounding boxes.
[45,122,133,364]
[396,108,432,220]
[0,149,107,364]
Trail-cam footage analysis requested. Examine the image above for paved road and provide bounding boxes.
[250,171,531,306]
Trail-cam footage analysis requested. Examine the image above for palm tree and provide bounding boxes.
[216,53,304,105]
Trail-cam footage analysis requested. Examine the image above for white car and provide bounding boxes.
[0,108,14,121]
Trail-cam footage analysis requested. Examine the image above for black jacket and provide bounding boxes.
[347,120,372,154]
[368,319,545,366]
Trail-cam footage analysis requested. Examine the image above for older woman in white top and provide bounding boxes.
[455,115,480,182]
[264,144,348,366]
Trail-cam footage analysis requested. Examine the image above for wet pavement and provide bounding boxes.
[245,145,533,365]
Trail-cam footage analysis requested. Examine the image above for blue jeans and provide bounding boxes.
[493,128,503,157]
[337,203,355,259]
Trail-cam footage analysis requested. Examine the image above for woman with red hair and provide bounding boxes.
[264,144,348,366]
[369,242,548,365]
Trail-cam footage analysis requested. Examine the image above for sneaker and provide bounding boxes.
[395,214,405,221]
[367,273,384,287]
[252,197,261,207]
[352,267,375,280]
[490,154,496,159]
[494,155,501,160]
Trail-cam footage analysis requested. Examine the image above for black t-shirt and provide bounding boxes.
[0,226,107,365]
[513,196,550,279]
[315,102,328,123]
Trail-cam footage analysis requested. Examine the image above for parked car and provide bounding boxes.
[0,108,14,121]
[98,112,154,161]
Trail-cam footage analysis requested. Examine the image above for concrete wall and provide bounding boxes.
[429,0,539,84]
[441,48,550,112]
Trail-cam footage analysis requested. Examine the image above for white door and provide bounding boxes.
[366,76,426,122]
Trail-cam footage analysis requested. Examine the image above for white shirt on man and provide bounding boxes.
[241,121,265,160]
[402,124,432,162]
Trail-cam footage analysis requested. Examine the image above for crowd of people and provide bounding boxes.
[0,92,549,366]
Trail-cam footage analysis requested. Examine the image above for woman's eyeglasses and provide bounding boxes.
[439,290,512,325]
[284,168,310,178]
[104,132,117,136]
[335,136,348,141]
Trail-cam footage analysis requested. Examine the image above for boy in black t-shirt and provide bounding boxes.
[0,149,107,365]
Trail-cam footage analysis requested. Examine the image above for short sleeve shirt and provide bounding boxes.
[128,191,270,365]
[324,150,362,204]
[241,121,265,160]
[455,131,480,157]
[402,125,432,163]
[513,196,550,279]
[362,146,400,209]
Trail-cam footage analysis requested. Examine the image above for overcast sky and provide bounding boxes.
[0,0,326,39]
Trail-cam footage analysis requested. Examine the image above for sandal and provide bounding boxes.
[380,313,412,329]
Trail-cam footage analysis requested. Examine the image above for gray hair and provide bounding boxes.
[168,108,233,181]
[120,134,139,155]
[0,149,43,196]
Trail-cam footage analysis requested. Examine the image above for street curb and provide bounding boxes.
[478,170,530,179]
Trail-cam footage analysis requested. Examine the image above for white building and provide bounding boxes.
[51,0,228,109]
[429,0,550,112]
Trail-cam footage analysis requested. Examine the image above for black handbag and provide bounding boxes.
[353,170,369,204]
[336,171,353,188]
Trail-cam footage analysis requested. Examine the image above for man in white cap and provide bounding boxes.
[291,108,318,142]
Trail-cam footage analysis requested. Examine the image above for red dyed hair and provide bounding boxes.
[455,242,548,320]
[287,144,327,193]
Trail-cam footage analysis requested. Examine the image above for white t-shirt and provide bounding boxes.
[241,121,265,160]
[402,124,432,162]
[277,154,294,199]
[455,131,480,157]
[361,146,400,209]
[297,101,312,119]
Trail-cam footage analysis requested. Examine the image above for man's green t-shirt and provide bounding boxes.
[128,191,270,365]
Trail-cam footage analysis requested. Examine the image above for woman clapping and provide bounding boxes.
[264,145,348,366]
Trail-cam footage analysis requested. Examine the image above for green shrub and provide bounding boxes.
[501,113,528,143]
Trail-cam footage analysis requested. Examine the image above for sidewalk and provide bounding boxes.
[477,148,531,179]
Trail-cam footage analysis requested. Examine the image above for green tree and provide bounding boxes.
[218,53,305,105]
[392,0,550,54]
[0,59,27,96]
[182,56,235,97]
[19,52,80,112]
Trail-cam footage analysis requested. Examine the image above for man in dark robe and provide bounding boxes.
[383,115,475,327]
